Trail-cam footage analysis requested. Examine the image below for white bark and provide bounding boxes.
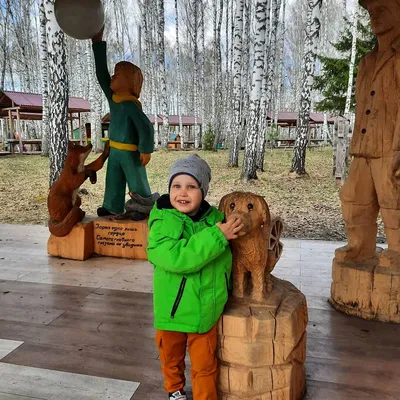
[212,0,224,151]
[39,0,49,156]
[174,0,183,145]
[193,1,200,149]
[344,5,358,115]
[157,0,169,148]
[228,0,245,167]
[291,0,322,175]
[273,0,286,126]
[257,0,282,171]
[242,0,268,181]
[45,0,69,187]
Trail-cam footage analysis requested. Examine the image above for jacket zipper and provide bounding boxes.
[225,273,229,292]
[170,277,187,319]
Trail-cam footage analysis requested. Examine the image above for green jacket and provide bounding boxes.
[92,41,154,154]
[147,195,232,333]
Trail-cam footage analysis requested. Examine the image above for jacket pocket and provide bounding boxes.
[170,277,187,319]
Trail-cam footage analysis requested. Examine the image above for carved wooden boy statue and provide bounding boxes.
[91,27,155,218]
[337,0,400,268]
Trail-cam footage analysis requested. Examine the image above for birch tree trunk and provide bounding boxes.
[0,6,8,90]
[174,0,183,145]
[200,4,208,148]
[273,0,286,126]
[242,0,267,181]
[212,0,224,151]
[290,0,322,176]
[88,43,102,152]
[193,1,200,149]
[344,4,358,115]
[257,0,283,171]
[157,0,169,148]
[241,0,251,148]
[200,2,206,146]
[228,0,245,167]
[39,0,50,156]
[45,0,69,187]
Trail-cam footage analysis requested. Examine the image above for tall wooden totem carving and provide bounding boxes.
[330,0,400,323]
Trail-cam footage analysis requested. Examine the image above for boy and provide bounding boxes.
[147,154,243,400]
[91,27,155,217]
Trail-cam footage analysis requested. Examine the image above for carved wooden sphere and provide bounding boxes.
[55,0,104,40]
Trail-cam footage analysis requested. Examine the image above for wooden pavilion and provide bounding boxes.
[101,113,203,149]
[0,90,90,154]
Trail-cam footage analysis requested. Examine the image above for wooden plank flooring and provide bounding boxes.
[0,224,400,399]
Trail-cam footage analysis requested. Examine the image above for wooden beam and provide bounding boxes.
[69,113,74,140]
[78,113,83,145]
[16,109,23,154]
[2,106,20,111]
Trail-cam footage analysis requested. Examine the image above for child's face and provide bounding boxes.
[110,67,131,94]
[170,174,203,216]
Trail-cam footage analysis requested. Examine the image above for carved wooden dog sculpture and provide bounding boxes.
[219,192,283,302]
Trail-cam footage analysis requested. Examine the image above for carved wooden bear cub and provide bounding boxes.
[219,192,283,303]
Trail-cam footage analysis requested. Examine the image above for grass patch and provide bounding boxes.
[0,147,380,240]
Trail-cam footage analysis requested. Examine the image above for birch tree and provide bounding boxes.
[344,4,358,115]
[157,0,169,148]
[242,0,267,181]
[291,0,322,176]
[212,0,224,151]
[241,0,252,147]
[192,1,200,148]
[273,0,286,126]
[39,0,49,156]
[87,43,102,152]
[0,5,9,89]
[44,0,69,186]
[228,0,245,167]
[174,0,183,144]
[257,0,282,171]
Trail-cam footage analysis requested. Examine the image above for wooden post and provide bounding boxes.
[78,113,83,144]
[333,118,350,186]
[69,112,74,140]
[16,109,23,154]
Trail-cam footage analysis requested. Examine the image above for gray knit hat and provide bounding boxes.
[168,154,212,198]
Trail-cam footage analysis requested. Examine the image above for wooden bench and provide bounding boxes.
[7,138,83,154]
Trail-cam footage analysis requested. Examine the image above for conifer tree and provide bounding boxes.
[314,9,376,114]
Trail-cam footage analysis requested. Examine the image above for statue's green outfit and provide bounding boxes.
[93,41,154,214]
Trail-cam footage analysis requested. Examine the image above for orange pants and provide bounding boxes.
[155,324,218,400]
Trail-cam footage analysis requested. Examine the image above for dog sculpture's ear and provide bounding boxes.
[218,193,229,213]
[257,195,271,230]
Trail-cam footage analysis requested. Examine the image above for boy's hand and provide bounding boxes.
[92,26,104,43]
[216,217,244,241]
[140,153,151,166]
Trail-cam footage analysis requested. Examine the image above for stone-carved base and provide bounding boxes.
[93,217,149,260]
[330,255,400,323]
[47,217,94,261]
[217,276,308,400]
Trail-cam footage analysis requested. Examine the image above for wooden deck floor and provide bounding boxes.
[0,224,400,399]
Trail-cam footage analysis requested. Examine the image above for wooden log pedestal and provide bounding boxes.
[47,217,149,261]
[217,276,308,400]
[329,251,400,323]
[47,217,95,261]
